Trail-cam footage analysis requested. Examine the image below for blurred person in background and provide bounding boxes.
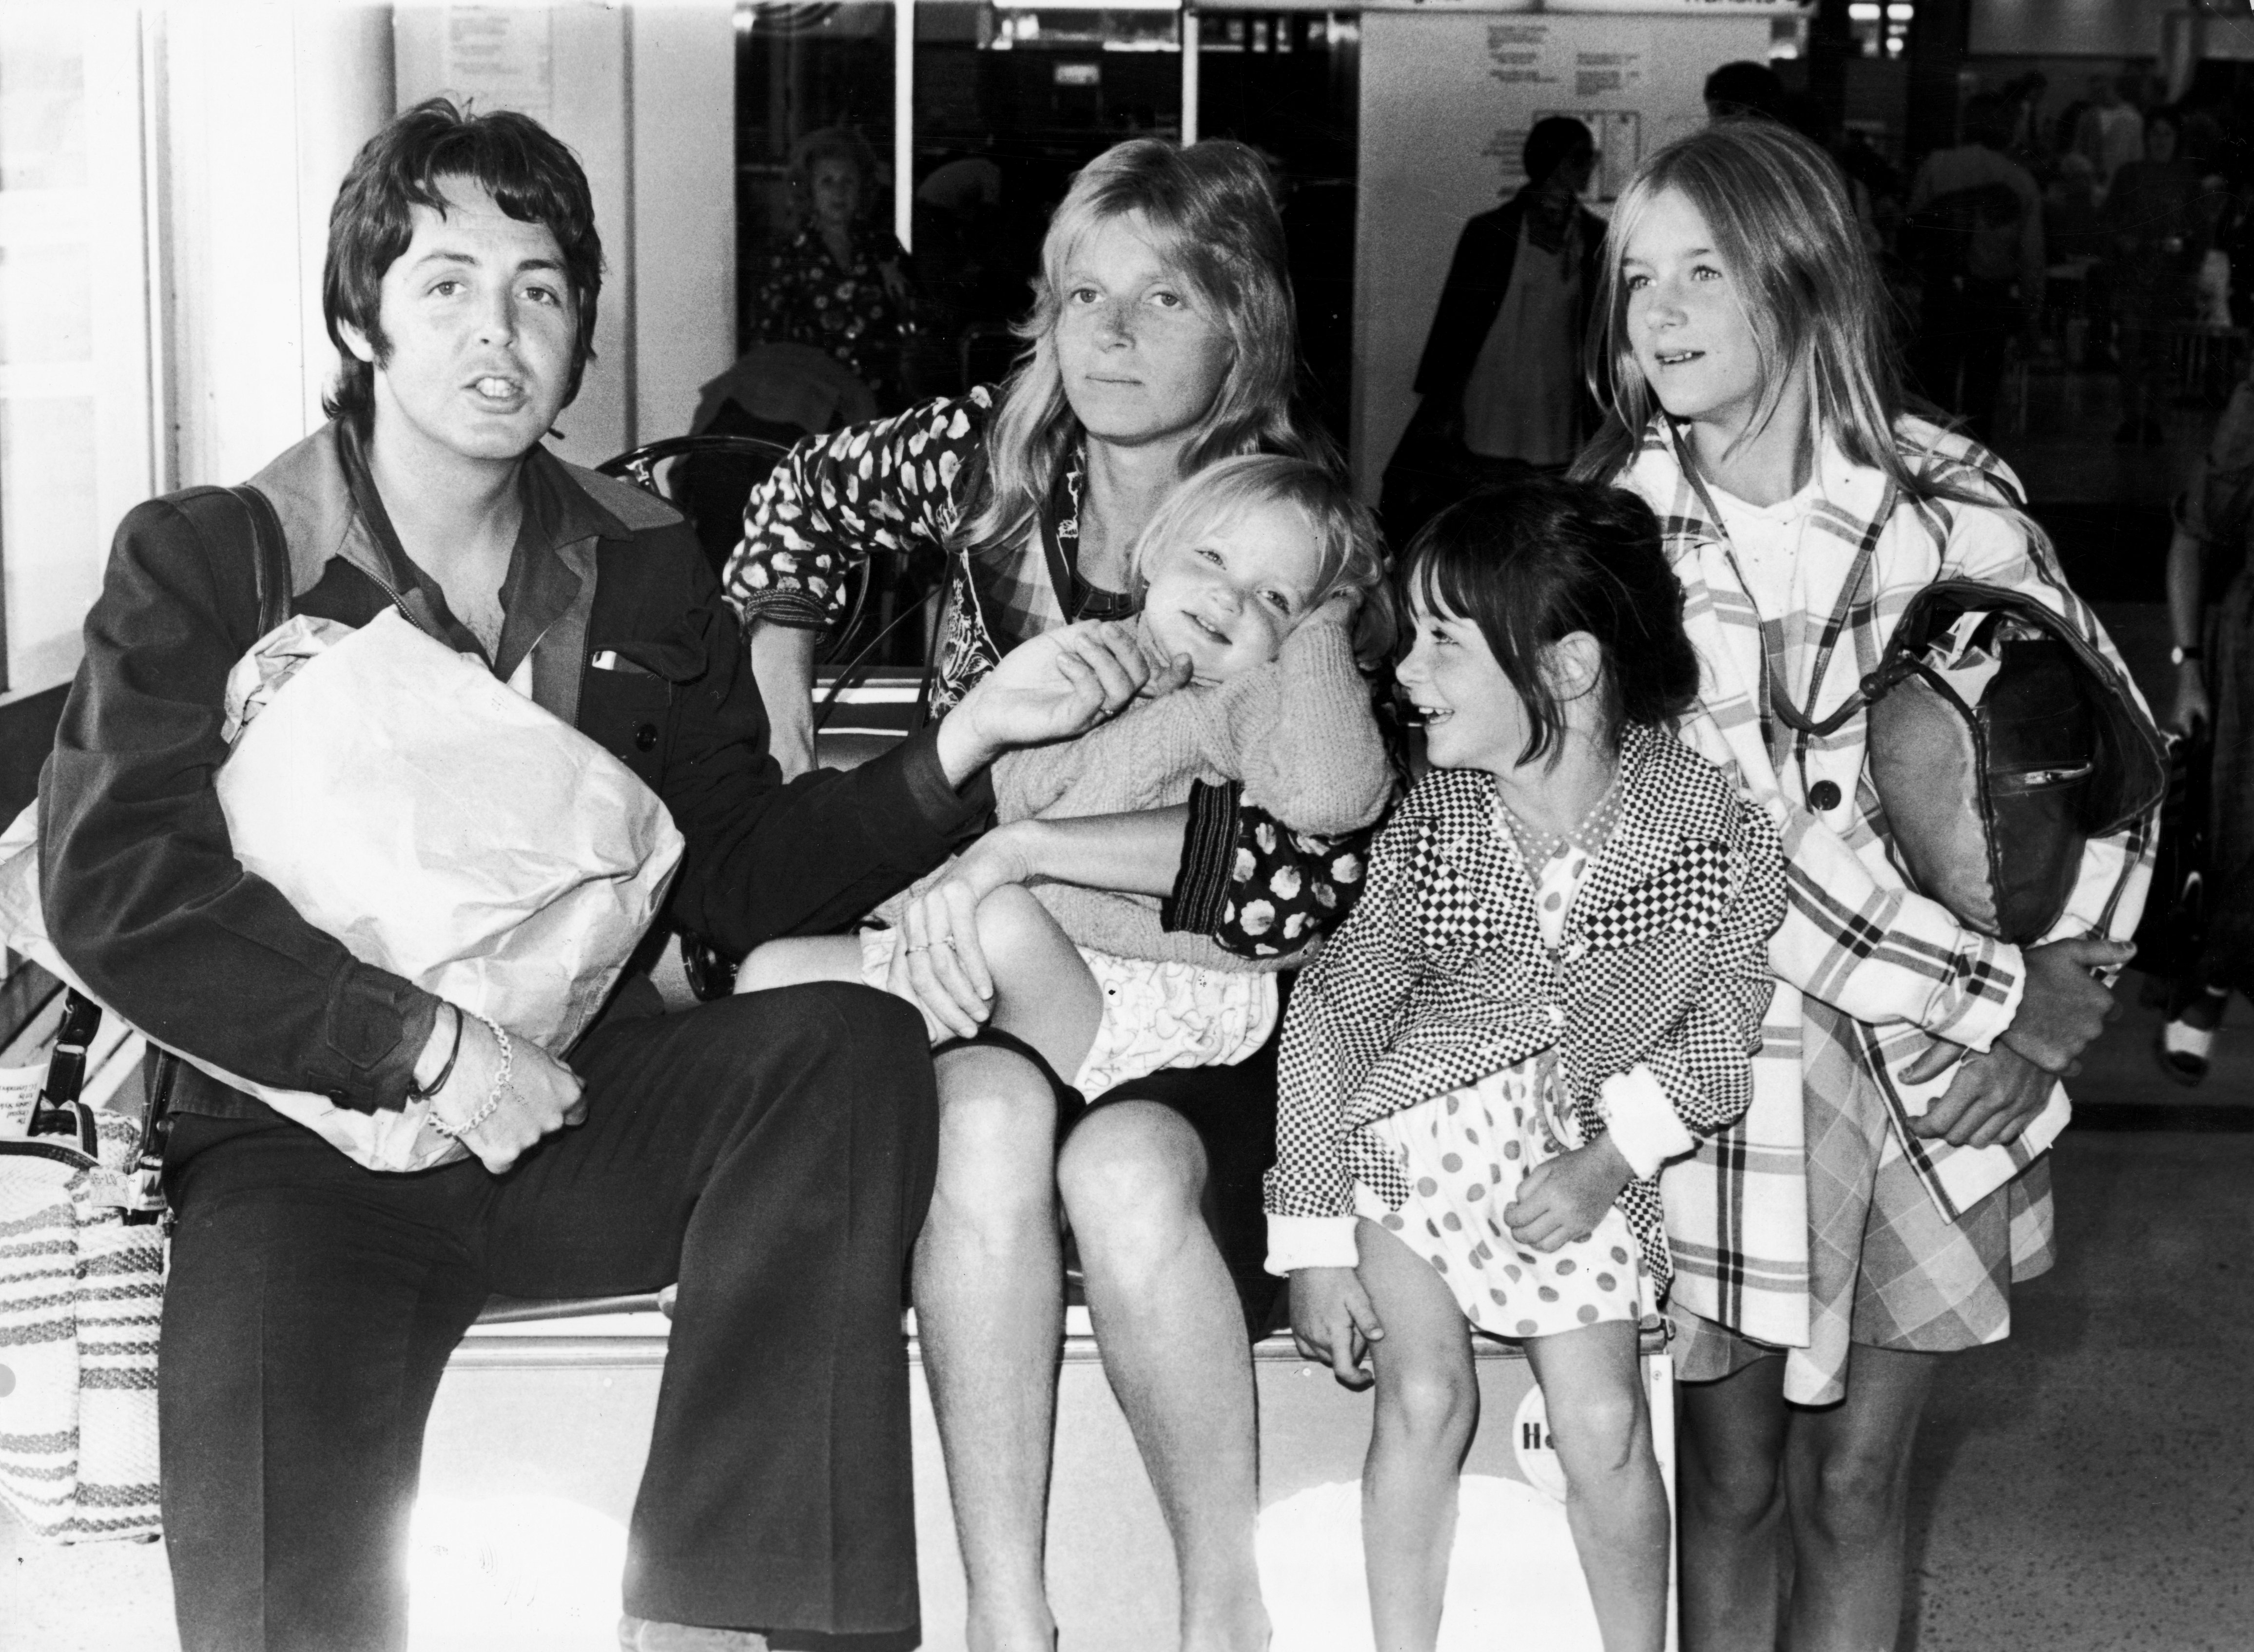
[2077,73,2146,189]
[2154,368,2254,1083]
[752,127,915,409]
[1380,117,1604,546]
[1906,91,2044,442]
[2104,105,2205,444]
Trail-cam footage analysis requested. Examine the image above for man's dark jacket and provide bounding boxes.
[39,420,988,1121]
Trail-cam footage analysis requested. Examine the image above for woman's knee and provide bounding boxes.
[928,1047,1059,1213]
[1056,1104,1207,1249]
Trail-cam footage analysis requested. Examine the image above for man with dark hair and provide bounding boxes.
[1906,89,2046,440]
[1703,60,1789,125]
[40,98,1156,1652]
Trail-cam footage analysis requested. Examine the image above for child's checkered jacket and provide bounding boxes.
[1264,723,1786,1294]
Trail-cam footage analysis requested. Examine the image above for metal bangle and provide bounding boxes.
[427,1014,513,1141]
[407,1004,464,1101]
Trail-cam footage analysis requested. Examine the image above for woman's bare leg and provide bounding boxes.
[914,1045,1066,1652]
[1781,1342,1940,1652]
[1354,1218,1479,1652]
[1057,1102,1267,1652]
[1523,1322,1670,1652]
[1677,1356,1789,1652]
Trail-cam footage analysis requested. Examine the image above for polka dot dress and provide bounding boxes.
[1352,798,1654,1338]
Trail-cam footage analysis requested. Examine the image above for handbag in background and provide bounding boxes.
[0,991,162,1543]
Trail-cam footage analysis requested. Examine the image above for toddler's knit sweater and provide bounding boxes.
[989,610,1392,971]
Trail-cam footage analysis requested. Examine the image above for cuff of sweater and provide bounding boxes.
[1598,1065,1695,1180]
[1265,1214,1360,1276]
[1162,778,1240,935]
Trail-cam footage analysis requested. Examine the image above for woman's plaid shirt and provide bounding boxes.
[1617,415,2157,1400]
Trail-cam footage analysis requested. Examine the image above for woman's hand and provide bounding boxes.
[2169,661,2212,736]
[1504,1136,1634,1253]
[935,621,1192,784]
[425,1011,585,1175]
[1905,1042,2054,1148]
[885,824,1043,1037]
[1289,1266,1384,1389]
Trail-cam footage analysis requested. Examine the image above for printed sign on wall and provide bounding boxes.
[1350,8,1772,496]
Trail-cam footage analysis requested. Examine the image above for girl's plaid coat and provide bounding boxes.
[1266,724,1787,1295]
[1619,415,2157,1403]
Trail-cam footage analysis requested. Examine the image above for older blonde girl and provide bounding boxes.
[1576,120,2154,1651]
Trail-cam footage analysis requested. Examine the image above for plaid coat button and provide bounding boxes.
[1807,779,1842,811]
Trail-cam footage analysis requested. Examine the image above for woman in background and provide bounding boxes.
[752,126,915,408]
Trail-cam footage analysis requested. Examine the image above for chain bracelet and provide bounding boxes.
[426,1013,514,1142]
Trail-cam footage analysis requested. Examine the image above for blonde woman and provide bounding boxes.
[1574,121,2154,1650]
[728,139,1374,1652]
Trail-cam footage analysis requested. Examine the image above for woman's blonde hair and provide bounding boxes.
[957,139,1325,558]
[1573,120,2003,512]
[1128,453,1395,666]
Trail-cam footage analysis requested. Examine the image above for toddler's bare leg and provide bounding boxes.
[974,884,1103,1084]
[734,936,866,995]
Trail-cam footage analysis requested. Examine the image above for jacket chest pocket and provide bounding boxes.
[1576,839,1731,956]
[579,664,674,790]
[1413,844,1537,986]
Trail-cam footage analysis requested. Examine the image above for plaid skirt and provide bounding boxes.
[1671,999,2057,1403]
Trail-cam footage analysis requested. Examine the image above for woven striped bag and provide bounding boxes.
[0,1006,163,1543]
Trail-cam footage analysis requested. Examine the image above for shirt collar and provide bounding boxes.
[327,418,623,684]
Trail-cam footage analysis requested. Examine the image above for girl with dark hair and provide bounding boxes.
[1272,478,1785,1652]
[1579,119,2152,1651]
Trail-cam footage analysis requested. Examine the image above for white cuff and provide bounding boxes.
[1598,1066,1695,1180]
[1264,1214,1360,1276]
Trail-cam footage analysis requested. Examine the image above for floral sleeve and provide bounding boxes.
[722,387,992,633]
[1165,781,1377,961]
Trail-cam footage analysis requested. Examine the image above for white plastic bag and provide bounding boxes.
[0,608,685,1172]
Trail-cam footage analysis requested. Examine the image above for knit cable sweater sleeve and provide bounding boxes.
[1189,608,1392,838]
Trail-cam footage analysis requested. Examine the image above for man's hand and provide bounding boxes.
[936,621,1192,783]
[1504,1136,1633,1253]
[1998,936,2135,1076]
[1290,1266,1384,1389]
[1905,1042,2054,1148]
[427,1011,585,1175]
[884,826,1043,1039]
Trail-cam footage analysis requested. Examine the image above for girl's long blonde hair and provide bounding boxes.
[1572,120,2013,514]
[956,139,1327,559]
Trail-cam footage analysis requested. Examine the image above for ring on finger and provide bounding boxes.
[904,942,931,955]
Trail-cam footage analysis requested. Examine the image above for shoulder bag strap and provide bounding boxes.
[116,483,293,1222]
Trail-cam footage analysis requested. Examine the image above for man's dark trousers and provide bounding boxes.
[157,982,939,1652]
